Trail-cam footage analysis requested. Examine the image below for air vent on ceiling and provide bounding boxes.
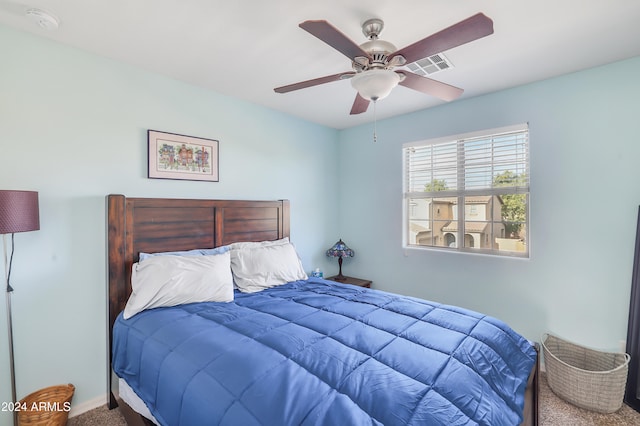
[406,53,453,76]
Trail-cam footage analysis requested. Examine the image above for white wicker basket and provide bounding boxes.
[542,333,630,413]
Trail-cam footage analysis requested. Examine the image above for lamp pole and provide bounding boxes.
[3,234,17,426]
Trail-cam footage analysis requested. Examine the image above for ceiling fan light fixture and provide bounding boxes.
[350,69,400,101]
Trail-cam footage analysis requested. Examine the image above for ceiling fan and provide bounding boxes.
[274,13,494,115]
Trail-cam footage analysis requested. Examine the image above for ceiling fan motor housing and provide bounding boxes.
[360,39,396,62]
[355,19,398,71]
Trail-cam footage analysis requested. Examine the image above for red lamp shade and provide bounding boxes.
[0,190,40,234]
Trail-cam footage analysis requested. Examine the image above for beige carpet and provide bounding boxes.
[68,373,640,425]
[67,404,126,425]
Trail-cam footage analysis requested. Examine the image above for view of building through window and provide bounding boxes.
[403,125,529,257]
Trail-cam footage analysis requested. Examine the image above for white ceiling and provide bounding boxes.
[1,0,640,129]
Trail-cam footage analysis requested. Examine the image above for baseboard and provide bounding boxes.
[69,394,107,418]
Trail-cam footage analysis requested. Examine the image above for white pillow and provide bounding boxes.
[231,242,307,293]
[229,237,289,250]
[139,245,230,261]
[123,252,234,319]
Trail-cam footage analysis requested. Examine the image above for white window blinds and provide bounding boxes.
[404,124,529,196]
[403,124,529,257]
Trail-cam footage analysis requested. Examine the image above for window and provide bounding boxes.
[403,124,529,257]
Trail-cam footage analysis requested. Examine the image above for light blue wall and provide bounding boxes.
[337,56,640,351]
[0,24,339,421]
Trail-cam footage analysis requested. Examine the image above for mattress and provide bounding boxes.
[118,378,159,425]
[113,278,536,425]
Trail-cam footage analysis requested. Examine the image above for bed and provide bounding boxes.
[106,194,539,426]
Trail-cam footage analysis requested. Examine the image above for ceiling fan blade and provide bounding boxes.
[300,20,372,61]
[397,71,463,101]
[390,13,493,64]
[350,93,370,115]
[274,72,354,94]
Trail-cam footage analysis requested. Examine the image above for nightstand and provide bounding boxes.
[327,275,372,288]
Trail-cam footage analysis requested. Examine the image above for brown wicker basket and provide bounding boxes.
[542,333,630,413]
[18,384,75,425]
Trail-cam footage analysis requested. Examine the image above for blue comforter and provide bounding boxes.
[112,278,536,425]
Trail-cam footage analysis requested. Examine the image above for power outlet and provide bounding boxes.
[620,340,627,353]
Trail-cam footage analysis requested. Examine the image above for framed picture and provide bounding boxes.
[148,130,219,182]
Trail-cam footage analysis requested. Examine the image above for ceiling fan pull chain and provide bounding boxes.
[373,100,378,143]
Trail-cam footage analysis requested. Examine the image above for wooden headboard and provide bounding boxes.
[106,194,290,408]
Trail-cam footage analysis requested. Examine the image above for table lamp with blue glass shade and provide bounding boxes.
[326,239,354,282]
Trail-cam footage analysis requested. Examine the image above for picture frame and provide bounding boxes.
[148,130,219,182]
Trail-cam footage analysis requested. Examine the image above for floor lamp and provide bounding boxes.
[0,190,40,426]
